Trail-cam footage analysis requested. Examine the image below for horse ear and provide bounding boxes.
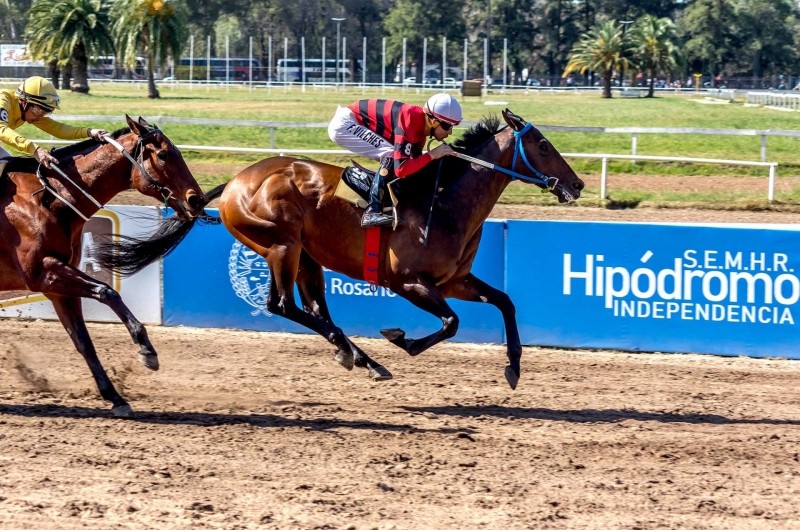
[138,116,154,130]
[502,108,526,132]
[125,114,145,136]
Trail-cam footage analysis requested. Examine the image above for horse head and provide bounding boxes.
[125,115,206,219]
[501,109,584,203]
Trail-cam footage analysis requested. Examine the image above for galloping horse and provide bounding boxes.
[0,116,206,416]
[99,110,583,388]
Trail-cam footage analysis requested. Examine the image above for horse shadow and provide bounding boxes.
[401,404,800,426]
[0,402,476,434]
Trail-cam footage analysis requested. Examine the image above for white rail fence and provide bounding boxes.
[0,77,730,96]
[706,89,736,100]
[48,115,800,163]
[39,139,780,202]
[746,91,800,111]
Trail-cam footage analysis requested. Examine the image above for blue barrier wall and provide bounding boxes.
[506,221,800,358]
[163,212,800,357]
[163,210,505,343]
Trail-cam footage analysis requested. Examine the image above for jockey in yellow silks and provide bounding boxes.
[0,76,107,170]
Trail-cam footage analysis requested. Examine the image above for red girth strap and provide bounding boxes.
[363,227,381,287]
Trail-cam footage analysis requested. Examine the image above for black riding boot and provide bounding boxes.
[361,160,394,228]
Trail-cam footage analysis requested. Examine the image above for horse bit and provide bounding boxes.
[34,128,173,221]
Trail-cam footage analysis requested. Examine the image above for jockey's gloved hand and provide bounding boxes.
[34,147,58,169]
[88,128,109,141]
[430,143,454,160]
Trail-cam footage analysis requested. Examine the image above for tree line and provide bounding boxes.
[1,0,798,98]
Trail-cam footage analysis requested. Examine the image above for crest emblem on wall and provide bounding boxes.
[229,241,272,317]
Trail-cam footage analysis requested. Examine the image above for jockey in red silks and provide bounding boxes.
[328,93,463,227]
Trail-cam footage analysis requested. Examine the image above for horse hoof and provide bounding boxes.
[111,404,134,417]
[334,349,355,371]
[368,365,393,381]
[504,366,520,390]
[139,353,159,371]
[381,328,406,345]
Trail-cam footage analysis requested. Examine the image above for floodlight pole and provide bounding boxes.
[189,35,194,90]
[332,17,345,88]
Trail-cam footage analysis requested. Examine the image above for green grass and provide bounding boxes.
[5,81,800,209]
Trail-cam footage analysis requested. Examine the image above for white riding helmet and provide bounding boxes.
[424,93,462,125]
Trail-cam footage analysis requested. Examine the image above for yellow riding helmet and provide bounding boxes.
[16,76,60,112]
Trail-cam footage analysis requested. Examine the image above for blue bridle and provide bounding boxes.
[493,122,560,192]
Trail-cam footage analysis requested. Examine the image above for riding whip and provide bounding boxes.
[422,159,444,248]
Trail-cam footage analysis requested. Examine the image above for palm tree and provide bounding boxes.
[563,21,636,98]
[112,0,188,98]
[25,0,115,94]
[630,15,683,98]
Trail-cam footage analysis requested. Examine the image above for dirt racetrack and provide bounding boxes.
[2,320,800,529]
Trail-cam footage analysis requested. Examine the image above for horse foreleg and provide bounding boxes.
[296,250,392,379]
[380,276,459,357]
[440,273,522,390]
[49,295,132,416]
[34,257,159,370]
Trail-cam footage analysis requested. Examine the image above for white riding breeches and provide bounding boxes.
[328,105,393,164]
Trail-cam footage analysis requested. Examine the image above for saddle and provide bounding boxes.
[335,162,374,209]
[334,160,399,221]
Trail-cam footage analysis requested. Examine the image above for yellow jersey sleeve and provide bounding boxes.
[0,91,37,154]
[33,117,89,141]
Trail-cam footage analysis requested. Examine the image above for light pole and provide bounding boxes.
[332,17,346,87]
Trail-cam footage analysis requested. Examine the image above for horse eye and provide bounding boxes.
[157,150,168,161]
[538,140,549,156]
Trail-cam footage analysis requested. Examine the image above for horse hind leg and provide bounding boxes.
[296,250,392,380]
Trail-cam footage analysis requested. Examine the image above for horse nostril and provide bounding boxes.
[187,194,204,210]
[573,181,585,191]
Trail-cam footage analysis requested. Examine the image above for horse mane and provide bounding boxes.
[394,115,506,207]
[52,126,130,158]
[6,126,130,173]
[452,115,505,154]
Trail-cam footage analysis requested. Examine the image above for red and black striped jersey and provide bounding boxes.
[347,98,433,178]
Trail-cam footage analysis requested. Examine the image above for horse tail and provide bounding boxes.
[93,182,229,277]
[204,182,228,203]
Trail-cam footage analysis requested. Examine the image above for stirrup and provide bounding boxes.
[361,212,394,228]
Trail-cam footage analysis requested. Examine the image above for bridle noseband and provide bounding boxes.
[503,122,560,192]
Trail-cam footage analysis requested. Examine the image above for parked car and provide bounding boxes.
[436,77,461,88]
[525,78,542,86]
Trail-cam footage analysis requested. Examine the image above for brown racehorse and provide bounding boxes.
[0,116,206,416]
[99,109,583,389]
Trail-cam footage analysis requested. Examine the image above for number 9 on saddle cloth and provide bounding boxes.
[334,161,400,229]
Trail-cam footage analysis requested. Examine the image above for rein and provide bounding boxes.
[452,122,561,194]
[34,164,100,221]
